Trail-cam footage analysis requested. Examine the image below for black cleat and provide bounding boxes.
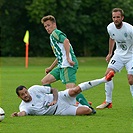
[89,106,96,114]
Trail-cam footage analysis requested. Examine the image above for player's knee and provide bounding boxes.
[86,107,92,114]
[69,87,81,96]
[41,79,45,84]
[83,107,92,115]
[41,79,48,85]
[74,86,82,94]
[73,88,80,95]
[76,107,92,115]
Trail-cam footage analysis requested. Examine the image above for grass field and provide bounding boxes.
[0,57,133,133]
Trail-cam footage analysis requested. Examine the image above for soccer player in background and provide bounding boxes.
[11,71,114,117]
[96,8,133,109]
[41,15,95,113]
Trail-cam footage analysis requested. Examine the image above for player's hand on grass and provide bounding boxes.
[11,111,26,117]
[11,112,18,117]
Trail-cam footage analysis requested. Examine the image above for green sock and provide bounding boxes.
[43,84,51,87]
[76,93,91,107]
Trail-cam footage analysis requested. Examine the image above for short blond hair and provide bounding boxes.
[41,15,56,24]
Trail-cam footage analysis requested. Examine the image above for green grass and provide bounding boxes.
[0,57,133,133]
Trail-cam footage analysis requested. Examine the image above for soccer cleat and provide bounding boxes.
[88,101,92,105]
[105,71,115,81]
[89,106,96,114]
[96,101,112,109]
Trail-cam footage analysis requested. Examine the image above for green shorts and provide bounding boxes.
[50,66,78,84]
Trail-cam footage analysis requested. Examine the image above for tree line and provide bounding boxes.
[1,0,133,57]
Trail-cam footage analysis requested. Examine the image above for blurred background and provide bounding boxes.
[1,0,133,57]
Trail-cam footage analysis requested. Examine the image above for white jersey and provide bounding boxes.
[19,85,57,115]
[19,85,82,116]
[107,22,133,57]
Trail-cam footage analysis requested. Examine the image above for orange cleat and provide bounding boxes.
[96,101,112,109]
[105,71,115,81]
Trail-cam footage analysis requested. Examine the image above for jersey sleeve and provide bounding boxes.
[52,29,67,43]
[130,26,133,38]
[107,26,113,39]
[19,103,29,115]
[28,85,51,94]
[39,86,51,94]
[107,23,115,39]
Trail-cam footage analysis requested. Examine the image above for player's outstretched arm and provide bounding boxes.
[11,111,26,117]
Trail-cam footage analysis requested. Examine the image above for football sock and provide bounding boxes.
[105,80,114,103]
[78,77,106,91]
[76,93,91,107]
[43,84,51,87]
[130,85,133,96]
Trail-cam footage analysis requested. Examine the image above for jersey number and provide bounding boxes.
[111,60,116,64]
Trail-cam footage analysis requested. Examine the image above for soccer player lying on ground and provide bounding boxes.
[11,71,114,117]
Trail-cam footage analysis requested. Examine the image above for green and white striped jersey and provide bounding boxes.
[50,29,78,68]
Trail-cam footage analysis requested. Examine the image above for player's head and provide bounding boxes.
[112,8,124,16]
[16,85,32,102]
[41,15,57,34]
[111,8,124,28]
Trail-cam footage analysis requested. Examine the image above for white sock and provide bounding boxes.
[105,80,114,103]
[78,77,106,91]
[130,85,133,96]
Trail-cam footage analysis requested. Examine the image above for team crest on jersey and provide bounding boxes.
[124,33,127,37]
[36,95,41,98]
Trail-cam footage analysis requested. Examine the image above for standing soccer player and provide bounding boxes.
[41,15,95,113]
[96,8,133,109]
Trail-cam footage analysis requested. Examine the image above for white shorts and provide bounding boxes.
[55,90,88,115]
[108,54,133,74]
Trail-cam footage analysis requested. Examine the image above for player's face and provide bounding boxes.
[18,88,32,102]
[112,11,124,29]
[43,20,56,34]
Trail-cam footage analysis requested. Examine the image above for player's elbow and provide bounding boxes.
[128,76,133,85]
[128,80,133,85]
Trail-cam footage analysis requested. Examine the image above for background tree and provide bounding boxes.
[1,0,133,57]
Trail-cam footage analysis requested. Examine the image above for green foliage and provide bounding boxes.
[1,0,133,57]
[26,0,57,23]
[0,57,133,133]
[1,0,28,56]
